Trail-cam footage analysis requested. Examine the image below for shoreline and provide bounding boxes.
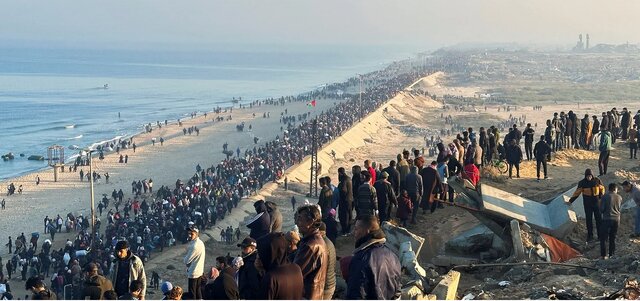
[0,94,342,253]
[0,98,295,182]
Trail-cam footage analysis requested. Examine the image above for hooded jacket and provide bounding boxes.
[265,201,283,232]
[83,274,114,300]
[257,233,304,300]
[570,170,605,204]
[294,229,328,300]
[110,251,146,299]
[599,130,612,152]
[248,201,271,240]
[383,165,400,196]
[403,167,423,196]
[206,267,239,300]
[346,230,401,300]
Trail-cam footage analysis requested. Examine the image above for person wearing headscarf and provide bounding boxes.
[257,233,304,300]
[248,200,271,240]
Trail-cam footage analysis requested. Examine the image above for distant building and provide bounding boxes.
[586,34,590,49]
[573,34,585,52]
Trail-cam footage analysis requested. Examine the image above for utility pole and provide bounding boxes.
[309,119,318,197]
[86,150,96,251]
[359,75,363,121]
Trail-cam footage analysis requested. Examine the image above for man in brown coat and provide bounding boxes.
[294,205,328,300]
[82,263,114,300]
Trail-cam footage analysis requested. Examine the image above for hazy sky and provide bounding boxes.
[2,0,639,50]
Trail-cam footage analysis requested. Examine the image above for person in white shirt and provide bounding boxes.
[184,226,205,299]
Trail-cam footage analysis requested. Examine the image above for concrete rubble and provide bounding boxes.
[383,222,464,300]
[388,179,590,299]
[448,178,577,239]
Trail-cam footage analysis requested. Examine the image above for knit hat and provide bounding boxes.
[584,169,593,176]
[161,281,173,294]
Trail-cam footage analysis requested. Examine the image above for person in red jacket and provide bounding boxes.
[463,160,480,187]
[396,190,413,227]
[365,160,376,185]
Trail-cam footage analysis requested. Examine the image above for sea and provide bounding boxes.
[0,45,420,180]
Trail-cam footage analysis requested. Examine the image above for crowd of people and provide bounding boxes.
[0,59,433,300]
[6,49,640,299]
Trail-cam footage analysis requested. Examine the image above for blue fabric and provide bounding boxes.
[346,242,401,300]
[331,185,339,209]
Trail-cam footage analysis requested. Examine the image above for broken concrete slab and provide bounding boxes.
[445,224,495,254]
[448,181,577,239]
[510,220,526,261]
[430,270,461,300]
[448,177,483,209]
[382,221,425,258]
[478,185,577,238]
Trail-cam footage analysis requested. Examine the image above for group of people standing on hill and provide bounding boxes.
[541,107,640,176]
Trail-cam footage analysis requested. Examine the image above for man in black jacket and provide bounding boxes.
[355,171,377,219]
[382,161,400,197]
[534,136,551,181]
[237,237,261,299]
[337,168,354,236]
[205,256,239,300]
[523,123,535,161]
[403,166,423,224]
[373,172,397,222]
[506,139,523,179]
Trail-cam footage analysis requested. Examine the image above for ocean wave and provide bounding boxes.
[63,134,83,140]
[88,135,126,151]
